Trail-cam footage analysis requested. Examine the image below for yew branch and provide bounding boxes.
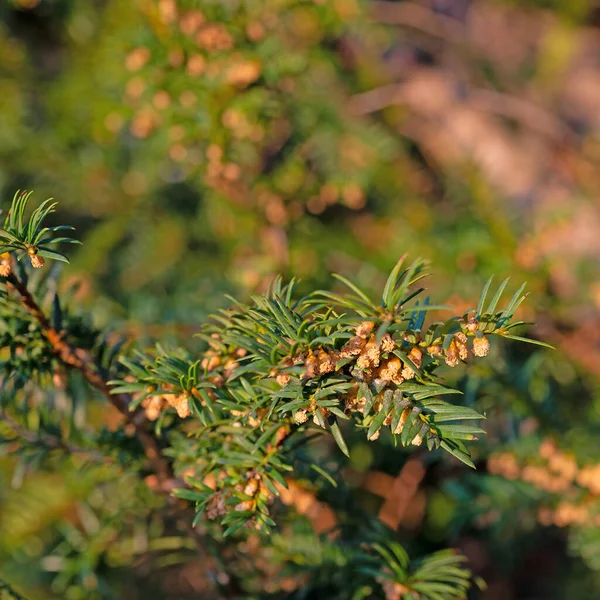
[5,272,173,486]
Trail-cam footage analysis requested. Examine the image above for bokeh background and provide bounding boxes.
[1,0,600,598]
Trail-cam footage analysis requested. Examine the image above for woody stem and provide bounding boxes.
[5,272,173,486]
[3,272,246,597]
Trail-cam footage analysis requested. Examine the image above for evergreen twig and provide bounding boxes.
[5,271,174,487]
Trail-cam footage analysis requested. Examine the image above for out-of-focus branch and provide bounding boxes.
[278,478,338,535]
[370,1,465,44]
[349,82,574,142]
[0,578,28,600]
[0,411,105,460]
[376,458,426,530]
[362,2,576,145]
[467,88,575,142]
[535,315,600,377]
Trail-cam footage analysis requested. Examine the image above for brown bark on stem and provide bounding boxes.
[5,273,173,486]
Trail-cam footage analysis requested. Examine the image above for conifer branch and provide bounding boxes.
[3,270,240,597]
[4,271,174,487]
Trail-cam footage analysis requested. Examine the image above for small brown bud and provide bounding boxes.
[247,412,262,428]
[377,357,403,384]
[235,500,253,512]
[473,335,491,357]
[166,393,191,418]
[276,372,291,387]
[444,341,459,367]
[454,332,468,360]
[201,353,221,371]
[407,346,423,368]
[0,252,11,277]
[294,409,308,424]
[454,332,467,344]
[380,580,410,599]
[304,349,319,378]
[272,426,289,447]
[311,408,329,428]
[380,334,395,354]
[340,336,365,358]
[317,348,336,374]
[206,493,227,519]
[30,253,45,269]
[427,344,443,357]
[369,429,380,441]
[411,433,423,446]
[363,335,381,367]
[466,318,479,333]
[393,407,411,434]
[355,321,375,339]
[356,354,371,370]
[143,396,166,421]
[244,477,260,497]
[401,365,416,380]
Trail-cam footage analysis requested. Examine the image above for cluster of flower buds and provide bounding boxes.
[293,408,309,425]
[166,392,192,419]
[206,491,227,520]
[275,370,291,387]
[117,2,260,179]
[440,332,469,367]
[231,472,275,530]
[303,347,337,379]
[141,394,167,421]
[0,248,48,273]
[230,407,266,429]
[294,399,330,429]
[133,338,251,422]
[427,326,491,368]
[373,404,424,445]
[538,501,600,528]
[141,389,192,420]
[338,321,422,382]
[290,320,480,443]
[340,383,425,444]
[201,335,247,379]
[200,469,232,520]
[489,446,578,494]
[136,380,193,420]
[233,473,269,511]
[197,335,247,397]
[334,323,421,441]
[489,439,600,529]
